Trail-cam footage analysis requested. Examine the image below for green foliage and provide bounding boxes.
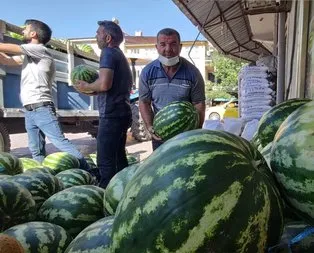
[7,32,23,41]
[210,52,246,90]
[205,81,232,100]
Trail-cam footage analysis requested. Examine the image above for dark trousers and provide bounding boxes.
[152,139,164,151]
[97,116,132,188]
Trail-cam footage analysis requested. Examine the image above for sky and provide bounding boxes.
[1,0,205,41]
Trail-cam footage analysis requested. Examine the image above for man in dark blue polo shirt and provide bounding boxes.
[139,28,205,150]
[75,20,132,188]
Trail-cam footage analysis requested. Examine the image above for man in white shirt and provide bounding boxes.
[0,19,90,171]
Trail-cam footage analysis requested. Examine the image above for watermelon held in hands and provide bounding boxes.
[153,101,199,141]
[71,65,98,93]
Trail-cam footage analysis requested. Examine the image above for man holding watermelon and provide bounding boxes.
[139,28,206,150]
[74,21,133,188]
[0,19,90,171]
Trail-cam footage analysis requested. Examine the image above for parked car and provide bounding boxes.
[205,98,239,120]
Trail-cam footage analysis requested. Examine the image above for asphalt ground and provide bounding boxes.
[10,131,153,162]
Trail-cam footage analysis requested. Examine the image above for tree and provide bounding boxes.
[210,52,246,91]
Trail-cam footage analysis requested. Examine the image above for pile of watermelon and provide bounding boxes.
[1,98,314,252]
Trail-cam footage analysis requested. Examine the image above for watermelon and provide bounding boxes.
[85,154,97,170]
[64,216,114,253]
[0,174,11,180]
[104,163,139,215]
[0,181,36,231]
[42,152,80,174]
[260,141,272,170]
[270,100,314,223]
[56,169,95,188]
[9,172,64,210]
[2,221,72,253]
[253,98,311,149]
[71,64,98,92]
[24,166,57,175]
[38,185,106,237]
[0,152,23,175]
[127,154,138,165]
[153,101,199,141]
[110,129,284,252]
[19,157,42,171]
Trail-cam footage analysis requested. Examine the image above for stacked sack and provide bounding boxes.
[238,65,276,140]
[238,66,276,122]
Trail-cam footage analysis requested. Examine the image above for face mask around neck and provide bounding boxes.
[158,55,180,66]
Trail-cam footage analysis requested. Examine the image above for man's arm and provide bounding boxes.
[193,101,205,128]
[0,43,23,55]
[0,43,24,66]
[139,100,161,140]
[0,53,23,66]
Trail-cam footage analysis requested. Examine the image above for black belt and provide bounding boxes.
[24,101,54,111]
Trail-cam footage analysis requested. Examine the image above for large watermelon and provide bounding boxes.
[65,216,114,253]
[153,101,199,141]
[0,181,36,231]
[3,221,72,253]
[9,172,64,210]
[38,185,106,237]
[24,166,57,175]
[56,169,95,188]
[71,64,98,92]
[19,157,42,171]
[0,152,23,175]
[104,163,139,215]
[42,152,80,174]
[110,129,284,252]
[270,100,314,223]
[253,98,311,149]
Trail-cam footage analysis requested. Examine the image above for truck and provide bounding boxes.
[0,20,150,152]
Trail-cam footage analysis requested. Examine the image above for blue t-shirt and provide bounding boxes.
[139,57,205,114]
[97,47,132,118]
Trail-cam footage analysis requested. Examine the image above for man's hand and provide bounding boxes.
[148,126,162,141]
[74,80,95,94]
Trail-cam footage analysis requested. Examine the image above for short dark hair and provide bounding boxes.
[25,19,52,45]
[97,20,124,45]
[157,28,181,43]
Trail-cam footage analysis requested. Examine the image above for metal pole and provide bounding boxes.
[277,11,286,104]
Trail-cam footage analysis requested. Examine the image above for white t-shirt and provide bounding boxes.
[20,43,55,106]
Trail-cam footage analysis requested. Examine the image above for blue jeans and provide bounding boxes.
[97,116,132,188]
[24,105,90,171]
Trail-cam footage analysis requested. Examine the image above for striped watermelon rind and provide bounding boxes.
[111,129,284,252]
[71,64,98,92]
[254,98,311,148]
[38,185,106,237]
[19,157,42,171]
[64,216,114,253]
[104,163,139,215]
[3,221,72,253]
[9,172,64,210]
[0,152,23,175]
[56,168,95,188]
[42,152,80,174]
[270,100,314,223]
[153,101,199,141]
[0,181,36,231]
